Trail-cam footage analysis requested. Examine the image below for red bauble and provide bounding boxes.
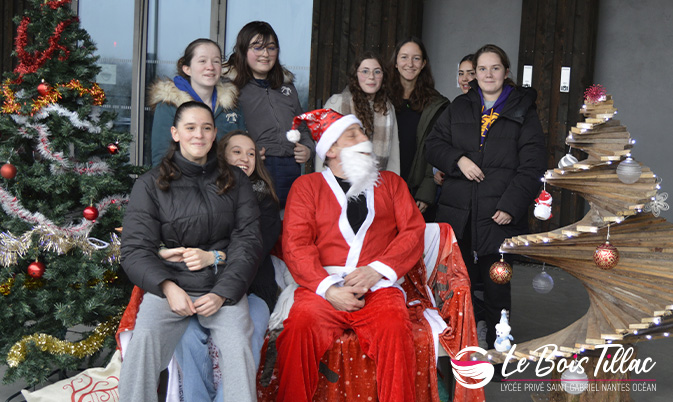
[37,81,50,96]
[490,258,513,284]
[106,142,119,154]
[83,205,99,221]
[594,241,619,270]
[27,261,46,278]
[1,163,17,179]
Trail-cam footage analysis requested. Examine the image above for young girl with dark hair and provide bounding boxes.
[223,21,314,206]
[457,53,476,95]
[388,37,449,216]
[174,131,282,401]
[119,101,262,402]
[322,52,400,173]
[149,38,245,166]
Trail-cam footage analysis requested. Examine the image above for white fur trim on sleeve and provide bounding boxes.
[368,261,398,284]
[316,274,345,299]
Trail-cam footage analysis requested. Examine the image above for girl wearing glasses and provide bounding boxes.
[387,37,449,218]
[223,21,314,207]
[321,52,400,173]
[149,38,246,166]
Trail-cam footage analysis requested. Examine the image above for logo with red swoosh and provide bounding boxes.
[451,346,495,389]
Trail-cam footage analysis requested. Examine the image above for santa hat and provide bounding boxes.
[286,108,362,160]
[535,190,553,205]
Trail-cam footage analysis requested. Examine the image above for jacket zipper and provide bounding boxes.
[199,168,214,246]
[266,88,282,146]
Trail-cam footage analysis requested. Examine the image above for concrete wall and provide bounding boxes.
[422,0,522,101]
[594,0,673,221]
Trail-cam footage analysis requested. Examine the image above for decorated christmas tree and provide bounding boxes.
[494,86,673,399]
[0,0,140,386]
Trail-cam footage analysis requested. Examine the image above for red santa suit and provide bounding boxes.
[277,168,425,402]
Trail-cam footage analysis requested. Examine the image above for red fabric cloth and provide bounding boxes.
[115,286,144,353]
[256,258,442,402]
[430,223,485,402]
[276,287,416,402]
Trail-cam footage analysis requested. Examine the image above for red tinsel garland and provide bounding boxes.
[14,16,78,80]
[43,0,73,10]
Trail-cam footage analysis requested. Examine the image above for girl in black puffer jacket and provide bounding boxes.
[426,45,546,349]
[119,101,262,402]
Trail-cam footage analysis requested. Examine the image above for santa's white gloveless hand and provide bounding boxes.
[344,266,382,298]
[325,285,366,312]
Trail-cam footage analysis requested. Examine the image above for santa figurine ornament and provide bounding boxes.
[534,182,553,221]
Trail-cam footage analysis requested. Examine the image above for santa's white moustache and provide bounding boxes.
[340,140,379,199]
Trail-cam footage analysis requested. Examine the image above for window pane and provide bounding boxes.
[79,0,135,131]
[224,0,313,110]
[144,0,212,165]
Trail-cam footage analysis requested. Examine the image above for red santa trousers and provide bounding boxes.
[276,286,416,402]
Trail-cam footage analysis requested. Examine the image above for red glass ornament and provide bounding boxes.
[83,205,99,221]
[27,261,46,278]
[37,81,50,96]
[107,142,119,154]
[489,258,513,284]
[594,241,619,270]
[1,163,17,179]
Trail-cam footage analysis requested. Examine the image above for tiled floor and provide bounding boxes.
[2,262,672,401]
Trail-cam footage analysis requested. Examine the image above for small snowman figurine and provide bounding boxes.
[494,309,513,352]
[534,189,553,220]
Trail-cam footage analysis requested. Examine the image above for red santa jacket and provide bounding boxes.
[282,169,425,295]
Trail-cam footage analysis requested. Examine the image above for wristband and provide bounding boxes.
[212,250,221,274]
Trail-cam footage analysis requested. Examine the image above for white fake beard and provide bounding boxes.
[339,141,379,199]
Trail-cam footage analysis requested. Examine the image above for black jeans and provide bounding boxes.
[457,219,512,349]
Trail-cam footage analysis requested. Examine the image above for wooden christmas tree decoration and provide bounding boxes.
[494,91,673,364]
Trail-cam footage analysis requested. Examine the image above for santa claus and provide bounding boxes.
[277,108,426,402]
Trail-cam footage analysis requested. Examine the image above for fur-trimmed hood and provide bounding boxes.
[221,64,295,85]
[147,78,239,111]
